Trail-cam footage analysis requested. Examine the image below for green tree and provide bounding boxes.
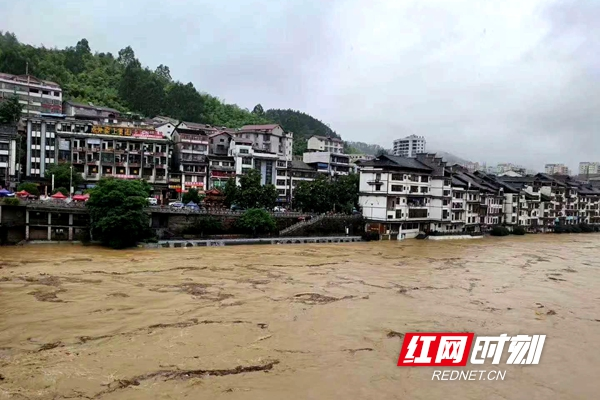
[330,173,359,212]
[45,163,83,192]
[155,64,172,82]
[17,182,39,196]
[182,188,203,204]
[252,103,264,115]
[293,175,332,213]
[117,46,137,67]
[163,82,204,122]
[223,178,238,208]
[236,169,277,209]
[260,184,278,210]
[86,178,151,248]
[0,95,22,124]
[237,169,263,209]
[237,209,276,236]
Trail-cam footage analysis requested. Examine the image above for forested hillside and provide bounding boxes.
[0,32,370,156]
[263,109,338,155]
[0,32,270,127]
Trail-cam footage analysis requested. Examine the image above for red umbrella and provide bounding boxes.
[72,194,89,201]
[16,190,30,197]
[51,192,67,199]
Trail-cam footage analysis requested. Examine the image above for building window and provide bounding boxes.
[395,210,402,218]
[375,173,381,181]
[420,187,428,194]
[421,176,429,182]
[375,185,380,191]
[391,173,402,181]
[276,179,286,186]
[391,185,403,192]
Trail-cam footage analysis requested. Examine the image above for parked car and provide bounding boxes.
[273,206,286,212]
[147,197,158,206]
[169,201,184,208]
[230,204,245,212]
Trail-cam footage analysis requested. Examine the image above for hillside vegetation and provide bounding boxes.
[0,32,365,155]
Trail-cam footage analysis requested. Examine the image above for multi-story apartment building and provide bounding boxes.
[235,124,293,203]
[307,135,344,153]
[576,186,600,224]
[23,116,170,198]
[0,73,62,116]
[0,124,18,189]
[545,163,570,176]
[303,152,351,176]
[358,154,440,238]
[357,154,593,238]
[207,155,235,190]
[172,125,209,191]
[392,135,425,158]
[579,162,600,176]
[228,137,279,186]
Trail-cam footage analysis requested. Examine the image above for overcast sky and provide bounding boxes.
[1,0,598,171]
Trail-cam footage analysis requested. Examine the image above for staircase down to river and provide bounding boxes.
[279,214,326,236]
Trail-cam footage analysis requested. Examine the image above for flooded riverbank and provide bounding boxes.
[1,235,599,399]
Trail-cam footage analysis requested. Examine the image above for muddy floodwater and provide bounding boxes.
[1,235,599,399]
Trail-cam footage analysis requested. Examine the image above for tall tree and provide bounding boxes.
[223,178,238,208]
[252,103,264,115]
[155,64,172,82]
[117,46,137,67]
[86,178,151,248]
[45,163,83,192]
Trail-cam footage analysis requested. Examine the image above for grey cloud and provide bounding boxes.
[0,0,598,171]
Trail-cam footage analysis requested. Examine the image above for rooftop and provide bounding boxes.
[64,101,120,114]
[240,124,280,131]
[310,135,342,142]
[360,154,432,172]
[0,72,61,89]
[290,160,314,171]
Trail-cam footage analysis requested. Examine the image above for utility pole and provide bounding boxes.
[69,165,73,199]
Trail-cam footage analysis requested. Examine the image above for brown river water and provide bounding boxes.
[0,235,599,399]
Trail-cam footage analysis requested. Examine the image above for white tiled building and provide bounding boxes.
[307,135,344,153]
[392,135,426,158]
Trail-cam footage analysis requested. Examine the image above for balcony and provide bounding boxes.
[211,165,235,172]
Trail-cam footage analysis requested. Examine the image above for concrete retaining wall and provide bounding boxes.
[144,236,363,248]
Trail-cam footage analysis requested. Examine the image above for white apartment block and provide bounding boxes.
[579,162,600,176]
[235,124,293,202]
[0,73,62,116]
[307,135,344,154]
[545,163,570,176]
[358,154,600,239]
[392,135,426,158]
[303,152,351,176]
